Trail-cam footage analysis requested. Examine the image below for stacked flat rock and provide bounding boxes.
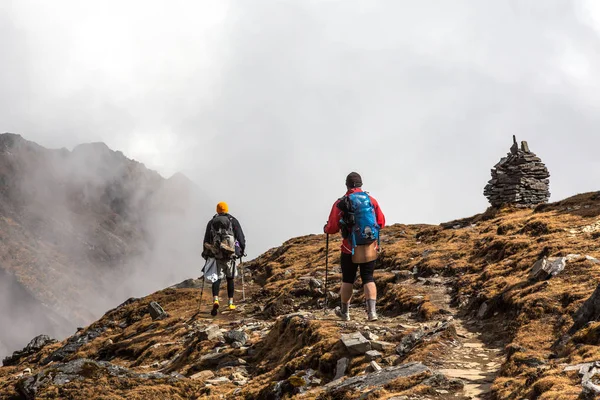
[484,136,550,207]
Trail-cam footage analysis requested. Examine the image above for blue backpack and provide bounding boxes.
[337,191,380,254]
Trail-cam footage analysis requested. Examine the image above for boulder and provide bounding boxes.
[324,362,430,394]
[366,350,382,361]
[341,332,371,355]
[41,327,106,365]
[333,357,349,380]
[3,335,57,366]
[225,330,248,346]
[198,325,223,341]
[529,257,568,280]
[148,301,168,321]
[370,361,382,372]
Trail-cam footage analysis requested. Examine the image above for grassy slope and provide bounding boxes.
[3,192,600,399]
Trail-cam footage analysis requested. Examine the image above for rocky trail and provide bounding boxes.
[304,276,507,399]
[8,198,600,399]
[187,270,508,399]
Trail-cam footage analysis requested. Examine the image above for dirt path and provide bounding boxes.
[401,278,505,399]
[192,271,506,399]
[310,277,506,400]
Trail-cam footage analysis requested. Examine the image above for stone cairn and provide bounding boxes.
[484,136,550,207]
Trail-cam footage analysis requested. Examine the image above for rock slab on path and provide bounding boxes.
[341,332,371,355]
[324,362,430,394]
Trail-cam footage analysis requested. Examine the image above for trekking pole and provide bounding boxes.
[199,262,206,314]
[241,254,246,301]
[324,233,329,309]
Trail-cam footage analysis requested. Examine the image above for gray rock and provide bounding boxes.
[148,301,168,321]
[477,302,489,319]
[370,361,382,372]
[370,340,395,351]
[396,321,451,357]
[334,357,349,380]
[308,278,323,290]
[529,257,567,280]
[3,335,57,366]
[363,331,379,341]
[225,330,248,346]
[586,256,600,265]
[341,332,371,355]
[198,325,223,341]
[366,350,382,361]
[41,327,106,365]
[16,358,176,400]
[324,362,430,394]
[206,376,231,385]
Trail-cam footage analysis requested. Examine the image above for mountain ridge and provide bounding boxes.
[0,133,209,361]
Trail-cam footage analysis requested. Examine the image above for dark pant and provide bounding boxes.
[212,277,235,298]
[341,253,375,284]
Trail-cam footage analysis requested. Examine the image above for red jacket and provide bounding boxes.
[324,188,386,254]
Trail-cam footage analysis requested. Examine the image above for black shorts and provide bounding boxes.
[341,253,375,284]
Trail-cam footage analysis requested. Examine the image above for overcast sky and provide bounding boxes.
[3,0,600,259]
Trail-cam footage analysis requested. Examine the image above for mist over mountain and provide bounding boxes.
[0,133,212,360]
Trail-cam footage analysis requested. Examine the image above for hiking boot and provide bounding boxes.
[211,300,219,316]
[367,312,378,322]
[335,308,350,321]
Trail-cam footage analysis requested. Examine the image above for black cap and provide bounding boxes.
[345,172,362,188]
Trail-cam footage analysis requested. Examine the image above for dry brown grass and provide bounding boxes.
[5,191,600,398]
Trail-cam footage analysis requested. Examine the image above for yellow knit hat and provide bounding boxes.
[216,202,228,214]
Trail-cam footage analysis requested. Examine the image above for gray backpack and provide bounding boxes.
[210,214,236,260]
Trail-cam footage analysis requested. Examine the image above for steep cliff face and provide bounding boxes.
[3,190,600,399]
[0,133,210,360]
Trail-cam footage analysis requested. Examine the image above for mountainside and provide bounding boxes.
[0,133,210,361]
[3,191,600,399]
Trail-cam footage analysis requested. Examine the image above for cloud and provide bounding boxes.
[2,0,600,260]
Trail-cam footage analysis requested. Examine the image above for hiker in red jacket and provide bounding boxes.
[324,172,385,321]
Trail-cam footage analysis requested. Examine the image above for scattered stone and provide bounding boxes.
[586,256,600,265]
[341,332,371,355]
[190,370,215,380]
[397,320,452,357]
[206,377,231,385]
[366,350,383,361]
[23,368,32,375]
[363,331,379,341]
[529,257,569,280]
[41,327,107,365]
[477,302,489,319]
[198,325,224,341]
[16,358,177,399]
[308,278,323,290]
[324,362,430,394]
[565,361,600,396]
[3,335,57,366]
[225,330,248,346]
[370,361,382,372]
[334,358,349,380]
[484,136,550,207]
[148,301,168,321]
[371,340,395,351]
